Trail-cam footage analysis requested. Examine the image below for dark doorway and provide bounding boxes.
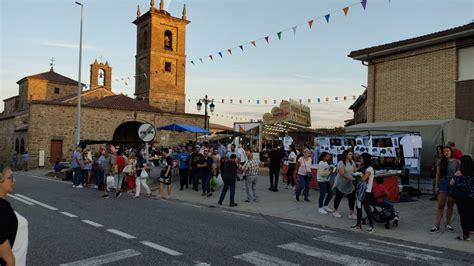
[113,121,144,146]
[50,140,63,163]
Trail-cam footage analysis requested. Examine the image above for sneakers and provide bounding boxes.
[207,193,213,197]
[430,225,441,233]
[351,224,362,230]
[323,206,335,213]
[229,203,238,207]
[445,224,454,232]
[245,200,251,203]
[133,195,140,199]
[76,184,83,188]
[201,192,206,196]
[456,236,471,241]
[72,185,76,188]
[318,208,328,214]
[366,227,375,233]
[116,191,122,198]
[304,198,310,202]
[332,211,342,218]
[349,213,357,220]
[217,201,222,205]
[102,194,109,199]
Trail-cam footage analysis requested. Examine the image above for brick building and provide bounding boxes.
[346,23,474,167]
[0,1,204,168]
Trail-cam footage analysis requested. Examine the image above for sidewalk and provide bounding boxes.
[25,167,473,253]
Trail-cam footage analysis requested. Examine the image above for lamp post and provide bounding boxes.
[196,95,215,131]
[75,1,83,146]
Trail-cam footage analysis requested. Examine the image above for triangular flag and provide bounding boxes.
[228,49,232,55]
[308,20,314,29]
[325,14,330,23]
[209,55,213,61]
[221,99,224,103]
[248,100,251,103]
[277,32,282,40]
[299,99,302,103]
[343,7,349,16]
[239,45,244,51]
[190,61,194,65]
[264,100,267,104]
[361,0,367,10]
[308,99,311,103]
[199,58,203,64]
[344,96,347,100]
[317,98,321,103]
[218,52,223,58]
[325,97,329,102]
[239,100,242,104]
[251,41,257,47]
[230,99,233,104]
[353,95,357,99]
[292,26,297,35]
[335,97,338,101]
[257,100,260,104]
[265,36,269,44]
[273,100,277,104]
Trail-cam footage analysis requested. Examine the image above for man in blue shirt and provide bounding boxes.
[217,140,226,159]
[71,146,84,188]
[177,145,191,190]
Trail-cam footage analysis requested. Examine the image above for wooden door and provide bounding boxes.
[50,140,63,163]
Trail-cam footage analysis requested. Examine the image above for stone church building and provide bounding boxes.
[0,0,204,168]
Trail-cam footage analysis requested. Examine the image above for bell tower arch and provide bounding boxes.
[90,60,112,91]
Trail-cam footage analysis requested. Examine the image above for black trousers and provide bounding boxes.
[456,197,474,237]
[286,163,295,186]
[357,193,374,227]
[269,167,280,189]
[179,168,189,189]
[192,168,200,190]
[333,188,356,211]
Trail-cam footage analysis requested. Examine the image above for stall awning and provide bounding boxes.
[158,124,210,133]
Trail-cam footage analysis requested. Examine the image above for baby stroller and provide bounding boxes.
[354,174,400,229]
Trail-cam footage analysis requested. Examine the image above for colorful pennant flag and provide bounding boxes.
[257,100,260,104]
[230,99,233,104]
[325,14,330,23]
[292,26,297,35]
[199,58,203,64]
[361,0,367,10]
[218,52,223,58]
[265,36,269,44]
[209,55,213,61]
[190,61,194,65]
[251,41,257,47]
[228,49,232,55]
[264,100,267,104]
[317,98,321,103]
[335,96,338,101]
[239,45,244,51]
[239,100,242,104]
[277,32,282,40]
[308,20,314,29]
[221,99,224,103]
[343,7,349,16]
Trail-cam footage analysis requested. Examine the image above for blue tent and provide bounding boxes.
[158,124,210,134]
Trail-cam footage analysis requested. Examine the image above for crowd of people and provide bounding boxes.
[64,139,473,239]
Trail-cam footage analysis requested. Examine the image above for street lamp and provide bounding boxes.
[196,95,215,131]
[75,1,83,146]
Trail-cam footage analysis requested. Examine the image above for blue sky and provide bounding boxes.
[1,0,472,127]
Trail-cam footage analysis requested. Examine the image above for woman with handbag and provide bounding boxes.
[295,149,313,202]
[124,154,137,194]
[134,154,151,198]
[351,152,375,232]
[450,155,474,241]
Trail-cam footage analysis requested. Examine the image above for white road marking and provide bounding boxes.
[81,220,104,228]
[222,210,252,217]
[234,251,299,265]
[60,211,78,218]
[194,262,211,266]
[15,194,58,210]
[7,194,35,205]
[279,242,382,265]
[367,239,443,254]
[106,229,136,239]
[314,235,457,264]
[279,221,335,233]
[25,174,71,184]
[59,249,141,265]
[183,203,203,208]
[140,241,182,256]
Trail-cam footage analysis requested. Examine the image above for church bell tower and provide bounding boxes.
[133,0,189,113]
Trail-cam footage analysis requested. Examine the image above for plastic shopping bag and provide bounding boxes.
[106,175,115,189]
[217,174,224,188]
[210,175,218,189]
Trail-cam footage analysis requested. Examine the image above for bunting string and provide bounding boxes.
[186,95,360,106]
[188,0,380,66]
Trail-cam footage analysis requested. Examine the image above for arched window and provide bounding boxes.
[164,30,173,50]
[142,30,148,51]
[20,138,25,154]
[15,138,19,154]
[98,69,105,86]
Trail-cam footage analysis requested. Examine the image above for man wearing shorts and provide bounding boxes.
[160,148,173,199]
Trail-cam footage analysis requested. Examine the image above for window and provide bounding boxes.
[20,138,25,154]
[54,87,60,94]
[98,69,105,86]
[15,138,19,153]
[142,30,148,51]
[165,62,172,72]
[164,30,173,50]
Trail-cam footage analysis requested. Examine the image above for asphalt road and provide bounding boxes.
[7,171,474,265]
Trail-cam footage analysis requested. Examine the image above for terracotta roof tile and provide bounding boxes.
[85,94,164,112]
[17,70,78,85]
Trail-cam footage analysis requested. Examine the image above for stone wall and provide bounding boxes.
[0,113,29,167]
[17,78,78,111]
[26,103,204,168]
[366,42,457,122]
[3,97,18,115]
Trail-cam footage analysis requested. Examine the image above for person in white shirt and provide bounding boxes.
[295,149,313,202]
[317,152,335,214]
[351,153,375,233]
[286,145,297,189]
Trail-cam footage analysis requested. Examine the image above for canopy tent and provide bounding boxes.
[158,124,210,134]
[346,119,472,170]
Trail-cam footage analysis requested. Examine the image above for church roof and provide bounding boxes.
[86,94,164,113]
[17,69,79,85]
